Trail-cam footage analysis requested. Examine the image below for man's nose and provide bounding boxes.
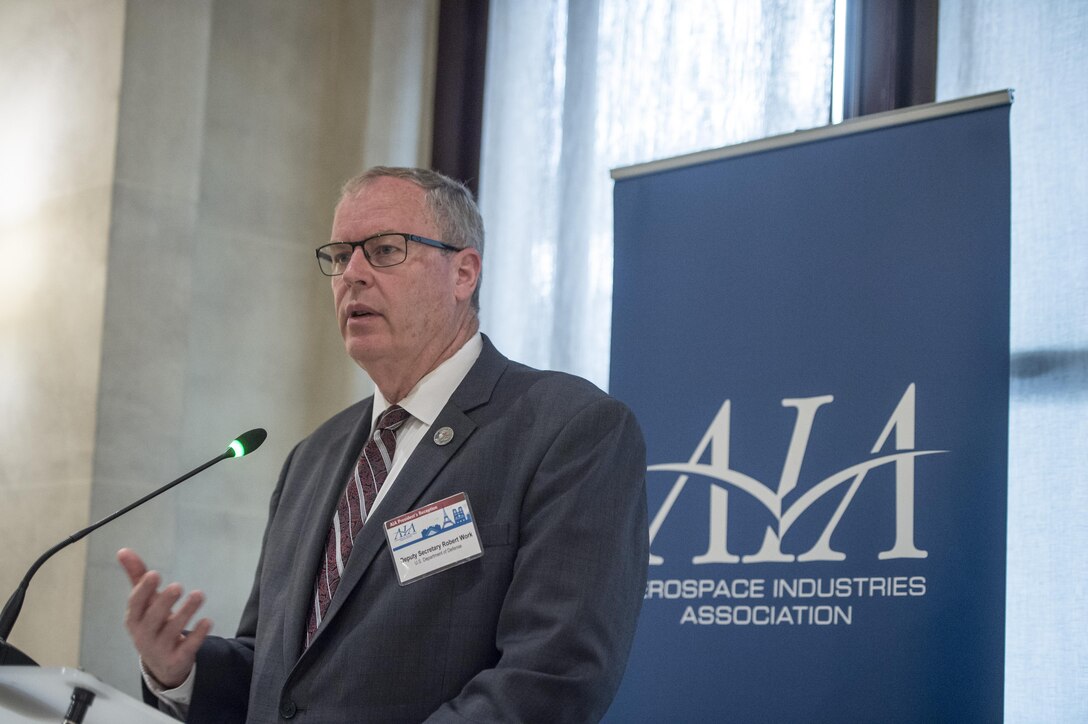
[341,246,372,283]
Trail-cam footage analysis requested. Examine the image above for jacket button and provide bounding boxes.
[279,700,297,719]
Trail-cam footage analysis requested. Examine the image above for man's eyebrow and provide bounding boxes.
[332,230,399,243]
[359,229,401,239]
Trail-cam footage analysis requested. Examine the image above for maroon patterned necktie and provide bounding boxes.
[305,405,410,647]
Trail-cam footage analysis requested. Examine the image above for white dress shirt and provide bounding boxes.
[367,332,482,518]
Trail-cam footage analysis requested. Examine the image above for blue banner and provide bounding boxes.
[607,100,1010,723]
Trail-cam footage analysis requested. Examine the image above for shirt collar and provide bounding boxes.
[371,332,483,429]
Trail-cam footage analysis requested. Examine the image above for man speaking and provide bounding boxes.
[118,167,648,723]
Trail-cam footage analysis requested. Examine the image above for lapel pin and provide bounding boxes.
[433,427,455,446]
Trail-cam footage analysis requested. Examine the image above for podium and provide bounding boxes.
[0,667,176,723]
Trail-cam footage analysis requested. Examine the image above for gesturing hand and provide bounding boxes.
[117,548,213,689]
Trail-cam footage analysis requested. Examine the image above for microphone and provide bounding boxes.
[0,429,267,664]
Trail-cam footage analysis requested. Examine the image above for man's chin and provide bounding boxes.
[344,338,388,368]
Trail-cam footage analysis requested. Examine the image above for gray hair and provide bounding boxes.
[340,167,485,311]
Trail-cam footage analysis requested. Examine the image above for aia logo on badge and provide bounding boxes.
[392,523,416,541]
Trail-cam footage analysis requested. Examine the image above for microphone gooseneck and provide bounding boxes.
[0,429,267,649]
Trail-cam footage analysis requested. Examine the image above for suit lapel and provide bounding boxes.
[303,337,509,652]
[282,398,374,666]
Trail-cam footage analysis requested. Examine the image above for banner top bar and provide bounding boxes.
[610,89,1013,181]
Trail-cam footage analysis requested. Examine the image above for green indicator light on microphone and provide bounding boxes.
[227,429,266,459]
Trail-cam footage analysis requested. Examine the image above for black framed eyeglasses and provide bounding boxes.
[315,233,463,276]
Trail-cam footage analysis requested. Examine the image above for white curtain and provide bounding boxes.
[937,1,1088,721]
[478,0,835,388]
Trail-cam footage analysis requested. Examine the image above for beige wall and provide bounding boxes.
[1,0,437,695]
[0,0,126,667]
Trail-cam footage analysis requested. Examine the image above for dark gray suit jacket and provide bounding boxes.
[185,337,648,723]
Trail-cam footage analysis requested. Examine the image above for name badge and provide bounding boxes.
[384,492,484,585]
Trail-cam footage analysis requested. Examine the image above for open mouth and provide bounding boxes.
[345,300,378,318]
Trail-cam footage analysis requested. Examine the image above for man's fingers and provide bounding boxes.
[117,553,210,689]
[175,617,213,660]
[124,570,162,628]
[117,548,148,586]
[142,583,184,636]
[159,590,206,643]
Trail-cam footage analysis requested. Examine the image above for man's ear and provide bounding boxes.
[453,249,482,303]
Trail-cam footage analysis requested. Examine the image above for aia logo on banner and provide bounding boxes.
[647,384,946,565]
